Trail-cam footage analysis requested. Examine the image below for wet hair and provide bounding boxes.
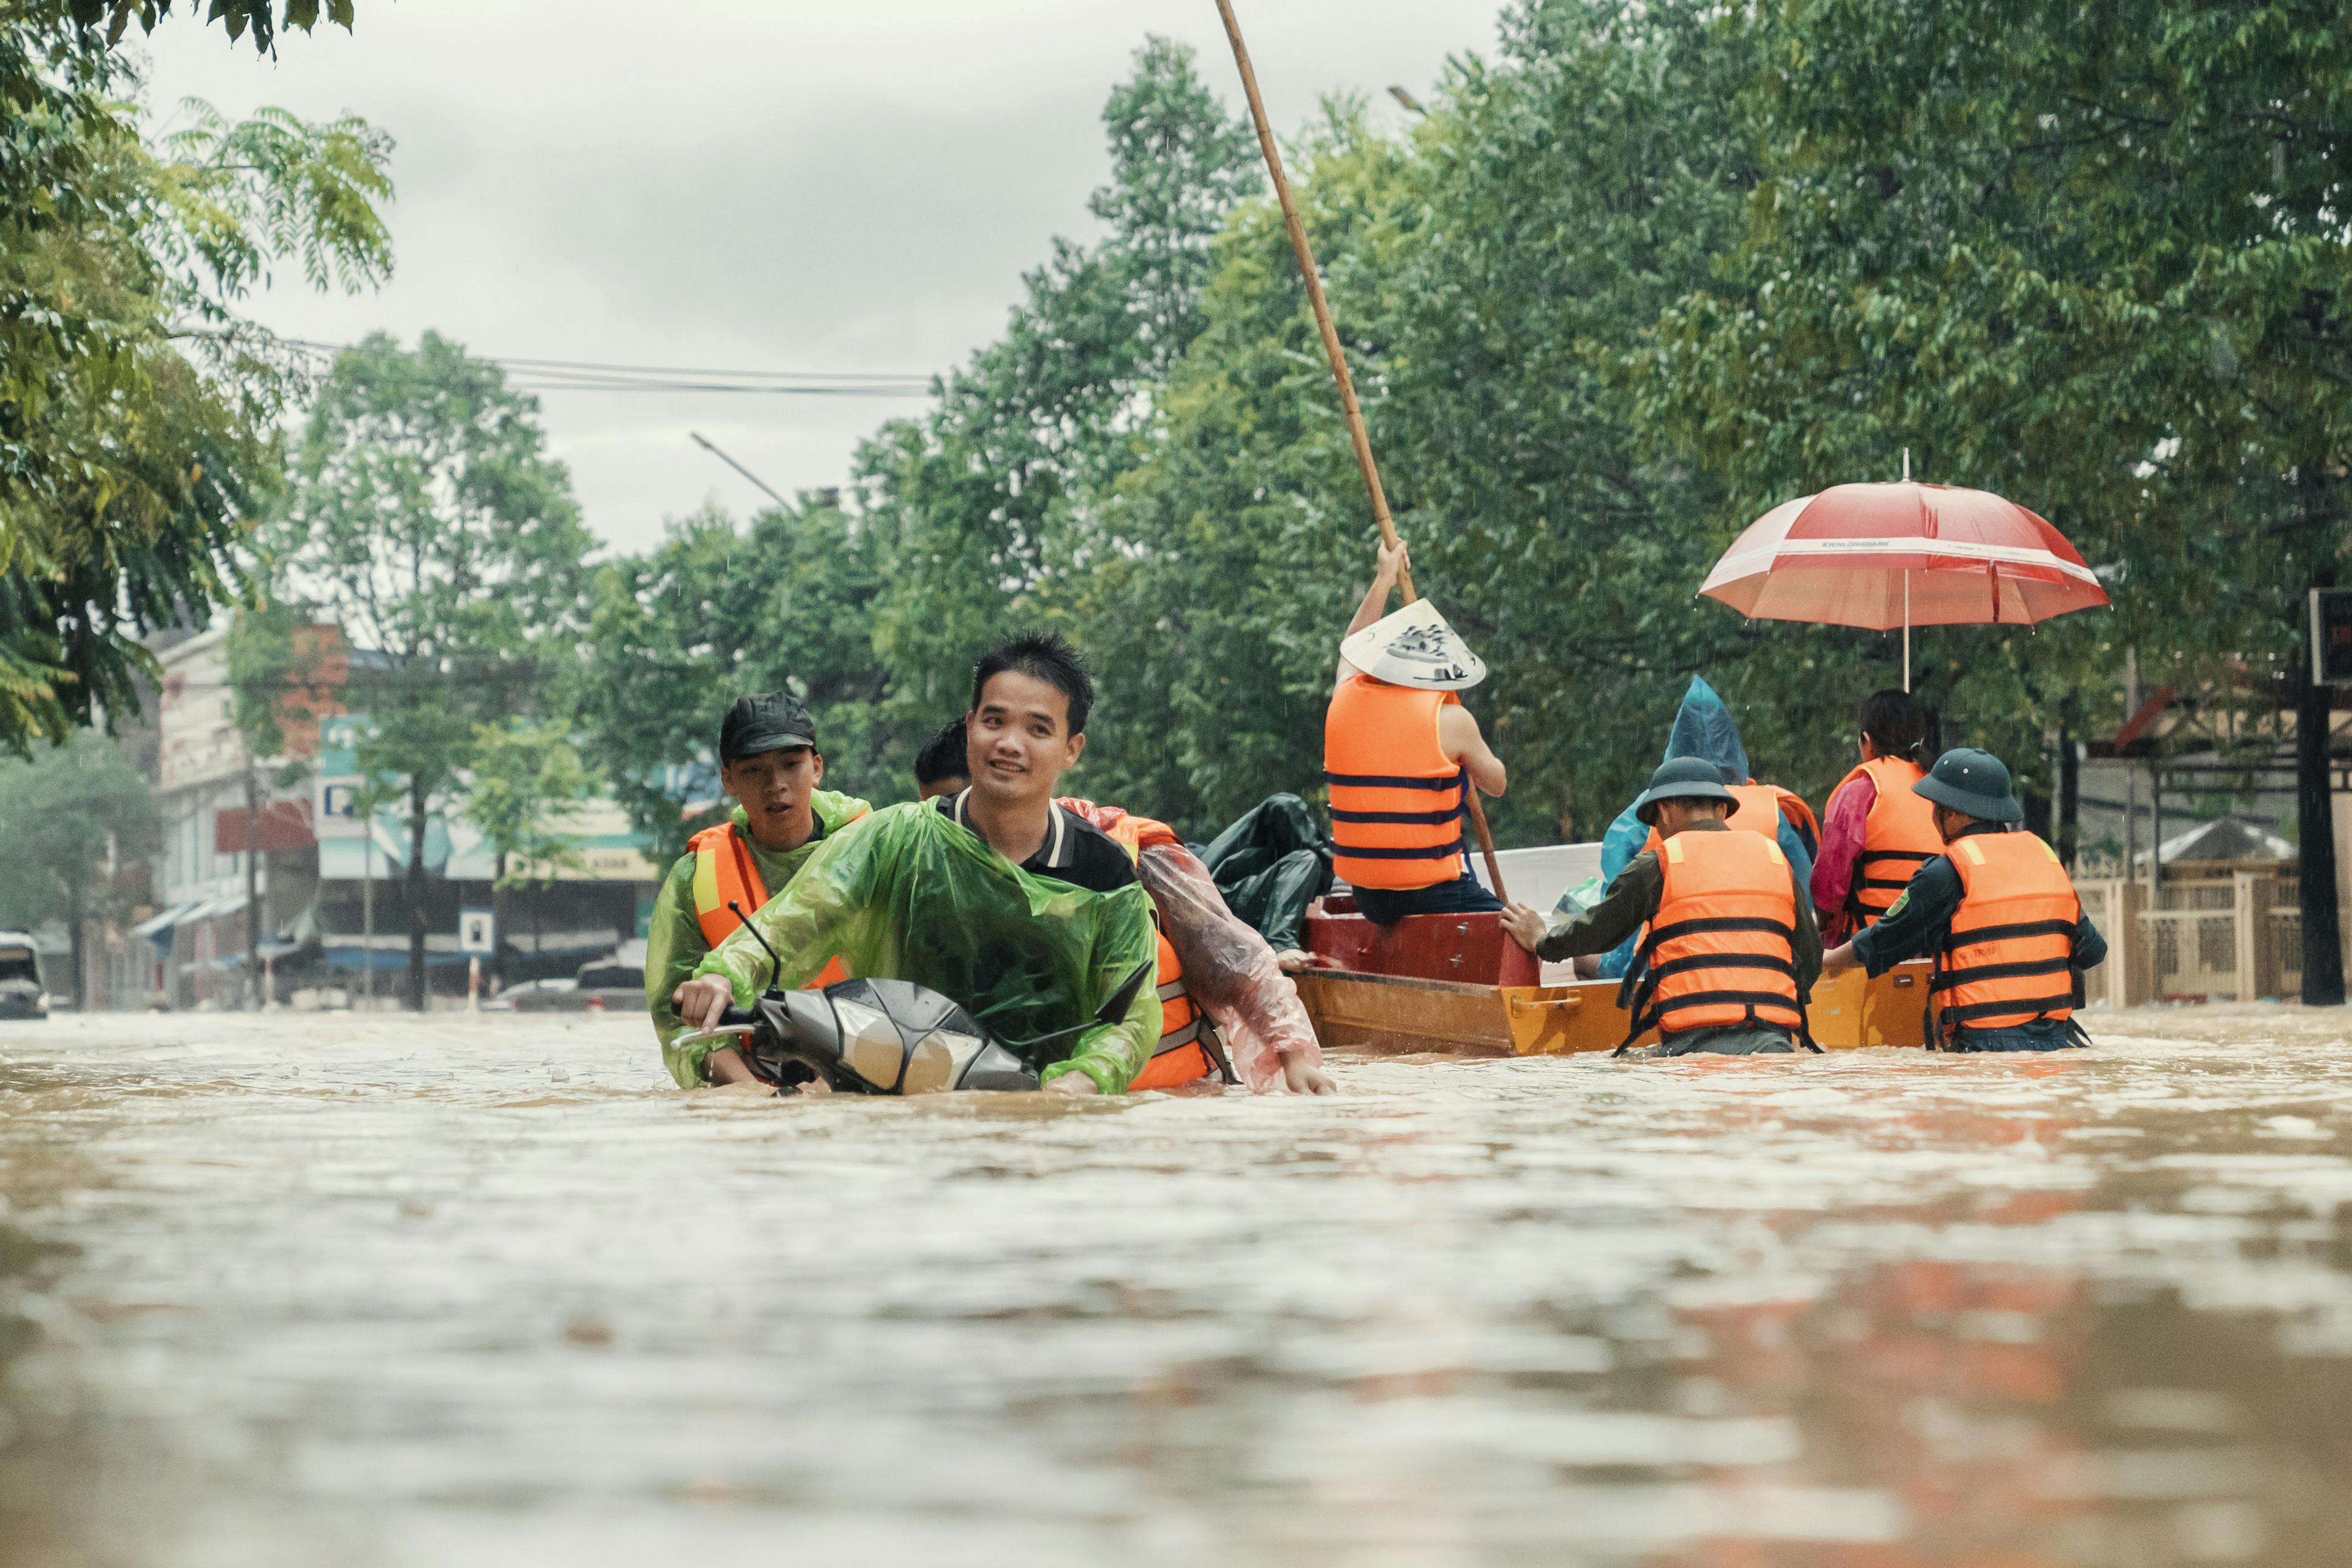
[970,630,1095,736]
[1858,688,1931,763]
[914,718,970,789]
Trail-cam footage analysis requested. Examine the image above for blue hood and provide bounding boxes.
[1660,676,1748,785]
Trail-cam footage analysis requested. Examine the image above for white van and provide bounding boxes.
[0,932,48,1020]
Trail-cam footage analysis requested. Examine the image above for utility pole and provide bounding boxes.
[243,764,262,1009]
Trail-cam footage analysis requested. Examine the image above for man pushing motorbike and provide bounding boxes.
[671,632,1161,1096]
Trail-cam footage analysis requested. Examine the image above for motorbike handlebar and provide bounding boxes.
[718,1005,756,1028]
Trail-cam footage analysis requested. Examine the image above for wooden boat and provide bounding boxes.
[1294,894,1931,1057]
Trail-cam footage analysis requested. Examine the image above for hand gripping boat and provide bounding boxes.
[674,903,1155,1095]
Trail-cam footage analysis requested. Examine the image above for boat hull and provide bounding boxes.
[1297,893,1932,1057]
[1294,962,1932,1057]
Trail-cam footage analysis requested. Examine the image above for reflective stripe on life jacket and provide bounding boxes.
[1619,829,1807,1050]
[1934,831,2081,1034]
[1323,674,1468,892]
[687,821,852,989]
[1837,758,1943,926]
[1055,797,1233,1090]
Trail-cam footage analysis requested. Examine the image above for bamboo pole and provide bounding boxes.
[1212,0,1507,902]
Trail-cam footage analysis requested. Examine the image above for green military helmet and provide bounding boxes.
[1633,755,1738,826]
[1913,747,2024,824]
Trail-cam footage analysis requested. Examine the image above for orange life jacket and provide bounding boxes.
[1641,783,1810,854]
[1324,674,1468,892]
[1836,758,1943,926]
[1619,827,1808,1050]
[1934,831,2082,1036]
[1055,799,1232,1091]
[687,821,853,989]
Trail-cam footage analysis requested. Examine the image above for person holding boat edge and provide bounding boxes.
[672,632,1161,1096]
[1820,748,2104,1052]
[646,692,871,1089]
[1325,537,1508,924]
[1501,758,1822,1057]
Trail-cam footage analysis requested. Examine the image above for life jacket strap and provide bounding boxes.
[1929,954,2075,991]
[1943,917,2079,951]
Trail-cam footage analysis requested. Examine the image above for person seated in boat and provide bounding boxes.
[672,631,1161,1095]
[1820,748,2104,1052]
[646,691,873,1089]
[1810,688,1941,944]
[1501,758,1822,1057]
[1583,676,1819,981]
[1324,537,1507,924]
[912,715,1334,1096]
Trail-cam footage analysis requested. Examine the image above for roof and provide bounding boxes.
[2137,815,2295,868]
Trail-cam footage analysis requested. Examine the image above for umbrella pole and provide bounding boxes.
[1903,571,1912,693]
[1213,0,1508,904]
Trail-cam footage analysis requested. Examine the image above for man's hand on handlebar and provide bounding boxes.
[673,973,737,1031]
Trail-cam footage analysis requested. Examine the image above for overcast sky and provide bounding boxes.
[140,0,1508,557]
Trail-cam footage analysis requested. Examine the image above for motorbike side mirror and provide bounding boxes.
[727,900,786,999]
[1095,959,1155,1028]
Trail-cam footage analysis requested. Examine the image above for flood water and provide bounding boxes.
[2,1008,2350,1567]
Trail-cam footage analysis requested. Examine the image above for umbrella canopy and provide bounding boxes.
[1701,481,2108,631]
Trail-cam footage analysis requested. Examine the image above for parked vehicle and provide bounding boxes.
[0,933,50,1021]
[481,976,579,1012]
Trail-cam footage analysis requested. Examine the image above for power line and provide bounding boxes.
[284,339,935,398]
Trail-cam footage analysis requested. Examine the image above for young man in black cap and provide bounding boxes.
[1820,748,2106,1052]
[1500,756,1822,1056]
[646,692,872,1088]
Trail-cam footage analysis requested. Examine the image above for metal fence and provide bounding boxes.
[2079,873,2305,1006]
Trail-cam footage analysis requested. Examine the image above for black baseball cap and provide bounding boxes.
[719,692,816,763]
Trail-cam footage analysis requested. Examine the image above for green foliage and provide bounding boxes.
[261,331,590,1001]
[42,0,357,55]
[0,730,160,937]
[0,11,392,753]
[851,36,1263,799]
[462,717,595,889]
[1639,0,2352,782]
[577,500,895,867]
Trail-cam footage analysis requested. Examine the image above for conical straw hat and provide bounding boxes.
[1339,599,1487,691]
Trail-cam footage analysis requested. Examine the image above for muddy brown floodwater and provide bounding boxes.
[1,1008,2350,1567]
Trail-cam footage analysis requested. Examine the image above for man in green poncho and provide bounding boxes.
[645,692,873,1087]
[673,632,1161,1096]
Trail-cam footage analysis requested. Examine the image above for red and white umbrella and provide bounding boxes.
[1699,476,2108,689]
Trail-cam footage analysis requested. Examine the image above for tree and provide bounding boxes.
[0,733,162,1005]
[461,716,593,978]
[577,499,896,866]
[852,37,1262,780]
[0,7,391,753]
[1640,0,2352,998]
[263,332,594,1009]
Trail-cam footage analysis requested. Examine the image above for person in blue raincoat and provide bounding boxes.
[1577,678,1819,979]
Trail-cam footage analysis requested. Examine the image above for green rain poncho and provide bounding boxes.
[687,801,1162,1093]
[646,790,873,1079]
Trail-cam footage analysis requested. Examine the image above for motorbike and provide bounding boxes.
[673,902,1153,1095]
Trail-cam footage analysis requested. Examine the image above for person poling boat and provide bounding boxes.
[916,716,1336,1096]
[1324,537,1509,924]
[1501,758,1823,1058]
[1820,748,2106,1052]
[1809,688,1942,943]
[671,633,1161,1095]
[646,691,873,1088]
